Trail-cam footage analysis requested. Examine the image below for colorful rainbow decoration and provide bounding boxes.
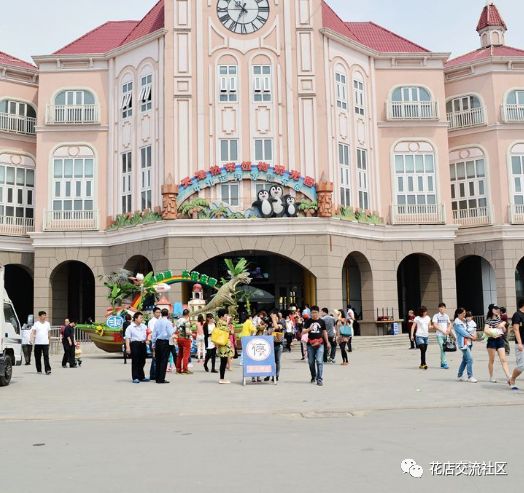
[130,269,219,310]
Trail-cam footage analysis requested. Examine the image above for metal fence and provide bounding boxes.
[48,326,93,355]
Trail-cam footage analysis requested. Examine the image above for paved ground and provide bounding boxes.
[1,339,523,493]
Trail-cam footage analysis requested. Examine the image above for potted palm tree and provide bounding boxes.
[298,200,318,217]
[179,198,210,219]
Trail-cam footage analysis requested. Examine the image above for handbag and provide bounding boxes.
[309,338,324,348]
[340,324,353,337]
[211,328,229,347]
[443,336,457,352]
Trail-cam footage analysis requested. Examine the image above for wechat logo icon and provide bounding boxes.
[401,459,424,478]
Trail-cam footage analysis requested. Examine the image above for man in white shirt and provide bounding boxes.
[21,317,33,365]
[432,303,451,370]
[147,307,161,380]
[31,311,51,374]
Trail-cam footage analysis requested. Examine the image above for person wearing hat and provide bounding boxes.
[484,304,512,384]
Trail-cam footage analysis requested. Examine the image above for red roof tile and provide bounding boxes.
[477,3,507,32]
[54,21,139,55]
[321,1,428,53]
[0,50,36,70]
[122,0,164,45]
[446,45,524,68]
[345,22,429,53]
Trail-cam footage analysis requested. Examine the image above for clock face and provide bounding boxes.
[217,0,270,35]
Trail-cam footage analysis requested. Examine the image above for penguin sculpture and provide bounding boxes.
[252,189,273,218]
[282,195,298,217]
[269,185,285,217]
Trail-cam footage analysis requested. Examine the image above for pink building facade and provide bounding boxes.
[1,1,523,331]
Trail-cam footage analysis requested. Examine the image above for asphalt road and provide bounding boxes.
[1,341,523,493]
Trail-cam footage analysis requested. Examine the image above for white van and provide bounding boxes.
[0,266,22,386]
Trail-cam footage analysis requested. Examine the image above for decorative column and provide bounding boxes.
[161,176,179,220]
[316,172,334,218]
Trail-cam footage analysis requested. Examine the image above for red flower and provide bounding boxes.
[209,166,221,176]
[290,170,301,181]
[194,170,207,181]
[304,176,315,188]
[274,165,286,176]
[257,161,269,172]
[241,161,252,171]
[181,177,193,188]
[225,162,236,173]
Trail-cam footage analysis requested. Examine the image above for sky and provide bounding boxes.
[2,0,524,64]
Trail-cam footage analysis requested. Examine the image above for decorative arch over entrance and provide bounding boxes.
[342,251,373,324]
[191,251,317,313]
[397,253,442,319]
[50,261,95,324]
[456,255,496,316]
[5,264,33,324]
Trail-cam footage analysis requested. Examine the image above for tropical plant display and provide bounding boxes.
[107,209,162,230]
[336,206,383,224]
[298,199,318,217]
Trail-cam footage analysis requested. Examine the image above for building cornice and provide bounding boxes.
[35,125,109,134]
[445,56,524,77]
[29,219,459,249]
[378,121,450,129]
[455,224,524,244]
[0,236,34,253]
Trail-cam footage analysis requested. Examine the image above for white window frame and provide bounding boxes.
[218,65,238,103]
[219,139,239,164]
[0,162,34,221]
[392,86,431,103]
[140,146,152,210]
[253,65,272,103]
[52,155,95,212]
[121,82,133,119]
[335,72,348,110]
[121,152,132,214]
[394,152,436,207]
[450,158,487,212]
[221,182,240,207]
[507,90,524,106]
[338,143,351,207]
[140,75,152,112]
[511,152,524,206]
[354,78,365,116]
[254,139,273,164]
[357,149,369,209]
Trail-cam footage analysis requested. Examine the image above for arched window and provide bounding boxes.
[511,144,524,206]
[505,90,524,122]
[446,95,484,129]
[52,90,97,124]
[0,153,35,229]
[353,72,365,116]
[392,142,441,223]
[335,66,348,110]
[449,147,488,224]
[390,86,435,119]
[0,99,36,135]
[52,146,95,213]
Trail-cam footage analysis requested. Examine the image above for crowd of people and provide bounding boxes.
[408,301,524,389]
[123,304,356,386]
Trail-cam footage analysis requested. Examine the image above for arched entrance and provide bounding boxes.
[516,258,524,304]
[456,256,496,316]
[342,252,373,322]
[191,251,316,313]
[124,255,153,277]
[50,261,95,324]
[397,254,442,319]
[5,265,33,325]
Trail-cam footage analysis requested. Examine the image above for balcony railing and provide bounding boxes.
[0,216,34,236]
[509,204,524,224]
[447,107,486,130]
[387,101,438,120]
[391,204,445,225]
[46,104,100,125]
[43,210,99,231]
[452,207,491,227]
[502,104,524,122]
[0,112,36,135]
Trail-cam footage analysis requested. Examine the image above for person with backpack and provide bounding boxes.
[336,309,352,366]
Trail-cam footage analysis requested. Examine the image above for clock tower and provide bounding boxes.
[163,0,327,204]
